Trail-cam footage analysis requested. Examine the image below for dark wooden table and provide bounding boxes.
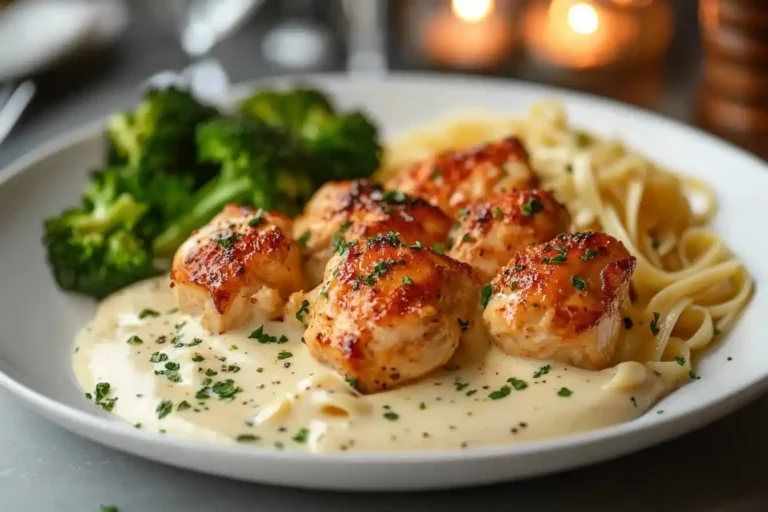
[2,2,767,511]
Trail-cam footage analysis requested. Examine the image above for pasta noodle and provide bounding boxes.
[376,102,753,384]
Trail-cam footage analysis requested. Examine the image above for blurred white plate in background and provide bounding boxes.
[0,0,128,81]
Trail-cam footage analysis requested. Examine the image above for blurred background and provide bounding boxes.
[0,0,766,161]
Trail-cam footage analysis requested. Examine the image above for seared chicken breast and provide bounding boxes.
[448,190,571,283]
[294,180,452,286]
[171,204,304,334]
[304,232,480,394]
[384,136,538,217]
[483,232,636,370]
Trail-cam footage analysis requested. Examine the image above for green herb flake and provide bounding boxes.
[458,318,470,332]
[557,387,573,397]
[488,385,511,400]
[292,428,310,444]
[177,400,191,411]
[521,198,544,217]
[296,230,311,247]
[249,325,288,344]
[492,207,503,220]
[277,351,293,360]
[542,248,567,264]
[248,208,265,227]
[454,379,470,391]
[410,241,422,251]
[216,232,242,250]
[419,402,427,410]
[383,410,399,421]
[382,190,408,204]
[237,434,260,443]
[138,308,160,319]
[205,368,218,376]
[295,299,310,322]
[430,167,442,180]
[164,362,180,371]
[156,399,173,419]
[149,352,168,363]
[674,356,686,366]
[571,275,588,291]
[458,209,470,220]
[533,364,551,378]
[100,506,119,512]
[192,355,204,362]
[508,377,528,390]
[650,312,661,335]
[581,248,598,262]
[345,376,359,390]
[126,335,143,345]
[402,276,414,285]
[480,284,493,309]
[211,379,243,400]
[689,371,701,381]
[432,242,447,254]
[461,233,475,243]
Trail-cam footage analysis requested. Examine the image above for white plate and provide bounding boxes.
[0,74,766,491]
[0,0,128,81]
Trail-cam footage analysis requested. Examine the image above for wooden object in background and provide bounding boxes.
[699,0,768,145]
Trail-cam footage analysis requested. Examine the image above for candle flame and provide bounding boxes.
[452,0,494,23]
[567,2,599,35]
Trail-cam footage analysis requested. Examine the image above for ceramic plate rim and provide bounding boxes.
[0,72,766,467]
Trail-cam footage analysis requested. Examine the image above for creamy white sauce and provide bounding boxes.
[73,276,674,453]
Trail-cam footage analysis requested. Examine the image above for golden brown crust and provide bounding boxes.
[294,180,452,286]
[304,233,480,393]
[483,231,636,370]
[448,190,571,282]
[384,137,538,216]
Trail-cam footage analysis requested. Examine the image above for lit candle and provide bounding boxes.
[523,0,672,70]
[424,0,516,70]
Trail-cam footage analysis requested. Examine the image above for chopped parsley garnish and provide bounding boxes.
[205,368,218,376]
[650,312,661,335]
[542,248,567,264]
[249,325,288,344]
[335,239,358,255]
[461,233,475,243]
[458,208,470,220]
[248,208,265,227]
[237,434,260,443]
[533,364,551,378]
[430,167,442,180]
[571,275,587,290]
[138,308,160,319]
[173,337,203,348]
[292,428,310,443]
[419,402,427,410]
[410,241,422,251]
[149,352,168,363]
[156,399,173,419]
[383,410,399,421]
[382,190,408,204]
[211,379,243,400]
[623,317,634,329]
[689,371,701,381]
[480,284,493,309]
[574,131,592,147]
[192,355,204,362]
[368,231,404,248]
[674,356,686,366]
[557,387,573,397]
[330,221,354,252]
[492,207,503,220]
[296,230,311,247]
[488,385,511,400]
[277,350,293,360]
[581,248,598,262]
[458,318,470,332]
[164,362,180,371]
[513,265,526,272]
[432,242,447,254]
[101,506,119,512]
[454,379,470,391]
[507,378,528,390]
[126,335,143,345]
[296,299,310,322]
[177,400,191,411]
[216,232,242,250]
[92,382,117,411]
[521,198,544,217]
[402,276,414,285]
[345,376,359,389]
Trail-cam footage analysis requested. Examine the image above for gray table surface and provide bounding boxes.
[2,2,768,511]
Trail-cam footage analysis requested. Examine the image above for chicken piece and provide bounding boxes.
[171,204,304,334]
[304,232,480,394]
[384,136,538,217]
[483,232,636,370]
[448,190,571,283]
[294,179,452,286]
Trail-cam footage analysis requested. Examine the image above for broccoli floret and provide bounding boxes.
[239,87,382,184]
[108,86,219,186]
[151,116,313,257]
[43,170,157,299]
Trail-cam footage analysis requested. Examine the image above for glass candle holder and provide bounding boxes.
[522,0,674,71]
[404,0,521,71]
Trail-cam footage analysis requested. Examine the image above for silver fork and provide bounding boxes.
[0,80,36,147]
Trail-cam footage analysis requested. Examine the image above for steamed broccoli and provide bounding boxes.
[43,171,157,299]
[151,116,313,257]
[239,88,382,184]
